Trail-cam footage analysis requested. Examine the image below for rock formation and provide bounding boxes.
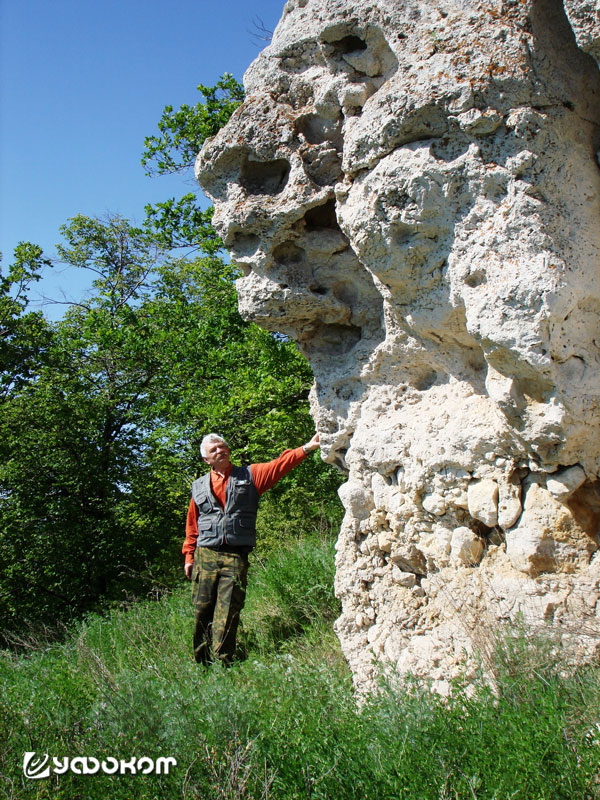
[197,0,600,691]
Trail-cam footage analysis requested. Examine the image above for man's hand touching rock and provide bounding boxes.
[302,433,320,454]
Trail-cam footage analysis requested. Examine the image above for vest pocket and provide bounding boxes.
[197,518,215,543]
[231,517,255,543]
[233,481,252,501]
[198,498,212,514]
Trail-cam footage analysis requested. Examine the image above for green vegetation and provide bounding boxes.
[1,535,598,800]
[0,211,343,635]
[142,74,245,177]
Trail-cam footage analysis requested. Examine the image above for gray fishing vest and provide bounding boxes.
[190,466,260,550]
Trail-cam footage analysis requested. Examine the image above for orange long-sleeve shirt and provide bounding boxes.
[182,446,307,564]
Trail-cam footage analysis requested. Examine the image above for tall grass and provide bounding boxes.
[1,534,598,800]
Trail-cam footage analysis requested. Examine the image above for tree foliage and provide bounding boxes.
[0,216,341,638]
[140,73,244,251]
[0,218,171,631]
[0,245,52,400]
[141,194,220,251]
[141,74,244,176]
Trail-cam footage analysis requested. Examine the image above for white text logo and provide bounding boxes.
[23,752,177,779]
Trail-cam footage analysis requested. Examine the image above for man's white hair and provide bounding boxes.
[200,433,229,458]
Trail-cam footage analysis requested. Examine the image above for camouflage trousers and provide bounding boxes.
[191,547,249,665]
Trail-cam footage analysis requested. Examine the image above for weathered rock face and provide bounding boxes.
[565,0,600,62]
[197,0,600,690]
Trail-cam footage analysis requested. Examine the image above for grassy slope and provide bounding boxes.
[1,535,599,800]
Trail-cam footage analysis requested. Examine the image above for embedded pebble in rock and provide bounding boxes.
[497,476,523,530]
[546,465,587,500]
[450,527,485,566]
[197,0,600,690]
[467,480,499,528]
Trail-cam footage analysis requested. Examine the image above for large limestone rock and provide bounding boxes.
[197,0,600,690]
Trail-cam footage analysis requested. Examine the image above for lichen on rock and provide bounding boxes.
[197,0,600,690]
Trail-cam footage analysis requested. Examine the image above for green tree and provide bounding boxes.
[0,214,341,639]
[0,217,174,636]
[0,244,52,399]
[141,74,244,176]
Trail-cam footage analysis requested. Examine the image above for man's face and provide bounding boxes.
[203,441,232,472]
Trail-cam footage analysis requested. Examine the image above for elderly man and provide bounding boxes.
[182,432,320,664]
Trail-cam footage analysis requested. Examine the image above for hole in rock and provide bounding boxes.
[303,199,339,230]
[328,440,350,472]
[295,113,341,146]
[302,322,362,356]
[566,479,600,542]
[273,241,305,264]
[332,281,357,307]
[230,233,260,256]
[235,262,252,277]
[413,370,438,391]
[240,157,290,195]
[486,528,505,547]
[330,34,368,54]
[468,518,503,548]
[464,270,486,288]
[321,25,398,85]
[332,454,348,471]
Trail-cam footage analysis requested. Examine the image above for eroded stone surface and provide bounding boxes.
[565,0,600,62]
[197,0,600,690]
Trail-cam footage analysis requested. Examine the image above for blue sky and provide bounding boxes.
[0,0,285,314]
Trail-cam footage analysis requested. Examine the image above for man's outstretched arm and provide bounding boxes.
[250,433,320,494]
